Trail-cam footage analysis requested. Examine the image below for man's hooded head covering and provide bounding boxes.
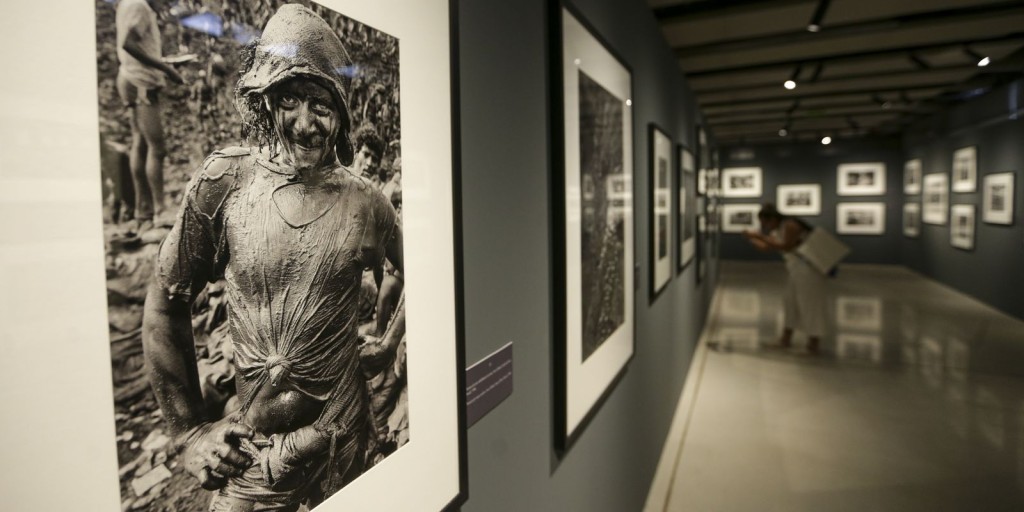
[236,4,355,164]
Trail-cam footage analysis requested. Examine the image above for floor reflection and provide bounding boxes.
[667,262,1024,511]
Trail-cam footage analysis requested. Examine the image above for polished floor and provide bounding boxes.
[647,261,1024,512]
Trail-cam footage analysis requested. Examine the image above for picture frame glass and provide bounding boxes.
[557,5,635,449]
[678,146,696,271]
[90,1,466,510]
[952,147,977,193]
[923,173,949,225]
[837,162,887,196]
[650,125,672,298]
[982,172,1014,225]
[776,184,821,216]
[836,203,886,235]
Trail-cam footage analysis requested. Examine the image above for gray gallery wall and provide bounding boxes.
[718,138,905,264]
[458,0,717,510]
[902,80,1024,321]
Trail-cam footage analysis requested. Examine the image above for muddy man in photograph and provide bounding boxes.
[143,5,405,511]
[742,203,826,355]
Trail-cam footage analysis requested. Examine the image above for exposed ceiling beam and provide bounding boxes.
[699,83,955,108]
[683,32,1024,76]
[690,65,975,94]
[669,1,1024,55]
[653,0,810,22]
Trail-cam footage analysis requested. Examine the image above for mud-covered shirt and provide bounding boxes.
[157,146,398,429]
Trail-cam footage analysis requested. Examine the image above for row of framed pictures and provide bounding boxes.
[912,172,1016,226]
[903,146,980,194]
[721,203,888,235]
[720,162,888,199]
[552,3,722,452]
[903,204,978,250]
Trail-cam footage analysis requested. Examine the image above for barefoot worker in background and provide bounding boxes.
[742,203,826,354]
[116,0,185,233]
[142,5,404,510]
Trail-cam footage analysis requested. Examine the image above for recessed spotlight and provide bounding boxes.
[821,136,832,145]
[573,58,581,66]
[881,101,892,109]
[779,128,789,137]
[784,80,797,90]
[977,56,990,67]
[626,99,632,106]
[807,24,820,33]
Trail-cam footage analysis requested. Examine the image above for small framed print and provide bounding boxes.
[837,333,883,365]
[923,173,949,225]
[721,167,763,198]
[950,204,975,250]
[982,172,1015,225]
[776,184,821,216]
[678,146,696,271]
[952,146,977,193]
[836,202,886,235]
[904,159,922,195]
[903,203,921,237]
[649,124,673,301]
[721,203,760,233]
[837,162,886,196]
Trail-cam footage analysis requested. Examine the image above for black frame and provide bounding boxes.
[981,171,1016,226]
[649,123,673,303]
[446,1,469,509]
[949,204,977,252]
[549,0,636,454]
[676,143,695,274]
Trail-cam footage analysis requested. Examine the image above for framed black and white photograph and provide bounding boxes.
[837,162,886,196]
[836,203,886,235]
[678,146,696,271]
[776,184,821,216]
[904,159,922,195]
[950,205,976,250]
[721,167,763,198]
[552,3,635,452]
[923,173,949,225]
[982,172,1015,225]
[903,203,921,237]
[721,203,760,233]
[695,124,708,197]
[649,125,673,300]
[952,146,977,193]
[27,1,470,511]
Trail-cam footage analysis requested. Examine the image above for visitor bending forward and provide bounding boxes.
[142,5,403,511]
[742,204,826,354]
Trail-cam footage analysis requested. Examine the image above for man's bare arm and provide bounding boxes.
[143,282,253,489]
[142,282,206,437]
[384,223,404,274]
[123,27,184,84]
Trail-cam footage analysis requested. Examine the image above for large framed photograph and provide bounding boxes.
[649,125,672,301]
[678,146,696,271]
[552,3,635,451]
[836,203,886,235]
[89,1,466,511]
[721,203,760,233]
[952,146,977,193]
[903,203,921,238]
[904,159,922,195]
[923,173,949,225]
[695,124,708,197]
[721,167,763,198]
[837,162,886,196]
[776,184,821,216]
[950,205,976,250]
[982,172,1015,225]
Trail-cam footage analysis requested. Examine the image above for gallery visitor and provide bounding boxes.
[741,203,826,354]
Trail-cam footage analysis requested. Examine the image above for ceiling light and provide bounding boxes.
[977,56,990,67]
[881,101,892,109]
[779,128,788,137]
[784,80,797,90]
[821,136,832,145]
[807,24,820,33]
